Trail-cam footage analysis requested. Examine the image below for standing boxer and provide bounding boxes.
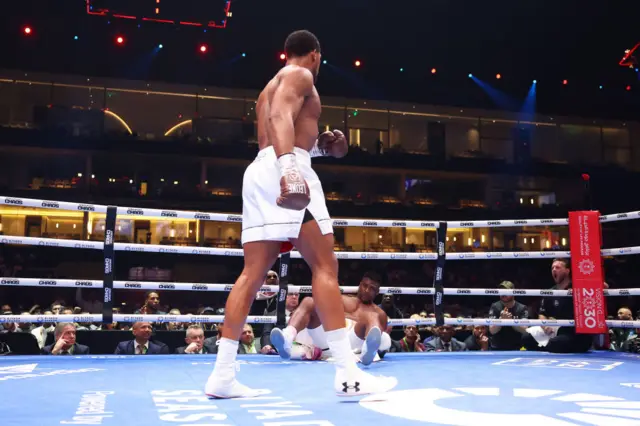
[205,30,397,398]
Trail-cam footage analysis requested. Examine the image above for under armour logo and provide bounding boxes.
[342,381,360,393]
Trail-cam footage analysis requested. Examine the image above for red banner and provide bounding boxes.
[569,211,607,334]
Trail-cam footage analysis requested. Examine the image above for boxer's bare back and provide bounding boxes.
[256,65,321,153]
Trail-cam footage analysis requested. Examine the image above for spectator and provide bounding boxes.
[379,294,403,333]
[17,312,33,333]
[114,321,169,355]
[75,288,103,313]
[522,258,593,353]
[196,307,217,331]
[42,323,90,355]
[488,281,529,350]
[465,325,490,351]
[0,312,20,334]
[1,304,11,314]
[175,325,217,354]
[238,324,262,354]
[426,325,466,352]
[76,313,99,331]
[252,270,279,316]
[51,303,63,315]
[165,309,185,331]
[392,324,425,352]
[134,291,167,315]
[610,307,635,351]
[31,311,55,349]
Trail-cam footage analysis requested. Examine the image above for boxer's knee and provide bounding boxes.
[380,332,391,351]
[299,296,316,311]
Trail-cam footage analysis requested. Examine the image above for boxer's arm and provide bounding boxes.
[378,310,388,331]
[269,68,314,157]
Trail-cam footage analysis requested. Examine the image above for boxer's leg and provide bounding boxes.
[206,240,281,398]
[272,296,321,359]
[292,219,397,395]
[220,241,282,340]
[351,314,382,366]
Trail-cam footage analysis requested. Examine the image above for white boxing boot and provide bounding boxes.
[204,337,270,399]
[335,367,398,397]
[270,327,294,360]
[360,326,382,366]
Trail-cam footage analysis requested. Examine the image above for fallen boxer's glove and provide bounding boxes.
[276,153,310,210]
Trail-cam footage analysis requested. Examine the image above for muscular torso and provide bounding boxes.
[256,65,322,151]
[342,295,385,327]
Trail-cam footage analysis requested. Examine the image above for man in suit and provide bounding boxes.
[238,324,261,354]
[391,323,425,353]
[42,323,90,355]
[176,325,218,354]
[114,321,169,355]
[425,325,466,352]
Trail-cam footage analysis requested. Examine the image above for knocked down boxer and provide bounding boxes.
[271,272,392,365]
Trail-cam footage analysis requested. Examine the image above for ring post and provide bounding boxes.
[276,252,290,328]
[433,221,447,326]
[102,206,117,324]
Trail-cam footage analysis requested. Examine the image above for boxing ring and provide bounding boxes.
[1,196,640,426]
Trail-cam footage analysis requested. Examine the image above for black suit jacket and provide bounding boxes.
[42,343,90,355]
[175,342,218,354]
[114,339,169,355]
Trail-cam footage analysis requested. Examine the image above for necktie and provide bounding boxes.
[137,345,146,355]
[444,343,450,352]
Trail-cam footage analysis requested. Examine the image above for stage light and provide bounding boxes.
[158,44,163,49]
[431,68,437,74]
[280,53,286,60]
[533,80,537,84]
[599,85,603,89]
[627,85,632,91]
[74,35,79,40]
[563,79,568,85]
[116,36,125,45]
[400,68,404,72]
[242,53,246,57]
[468,73,473,78]
[23,26,32,35]
[199,44,208,53]
[322,60,327,64]
[496,73,501,79]
[355,60,361,67]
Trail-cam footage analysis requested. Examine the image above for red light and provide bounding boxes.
[200,44,208,53]
[279,53,286,60]
[627,85,632,91]
[562,79,568,85]
[496,73,502,79]
[355,60,361,67]
[431,68,437,74]
[23,26,32,35]
[116,36,124,44]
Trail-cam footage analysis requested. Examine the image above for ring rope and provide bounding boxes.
[3,195,639,228]
[1,314,638,329]
[1,278,638,297]
[1,235,639,260]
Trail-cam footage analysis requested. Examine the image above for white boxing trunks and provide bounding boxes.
[241,146,333,244]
